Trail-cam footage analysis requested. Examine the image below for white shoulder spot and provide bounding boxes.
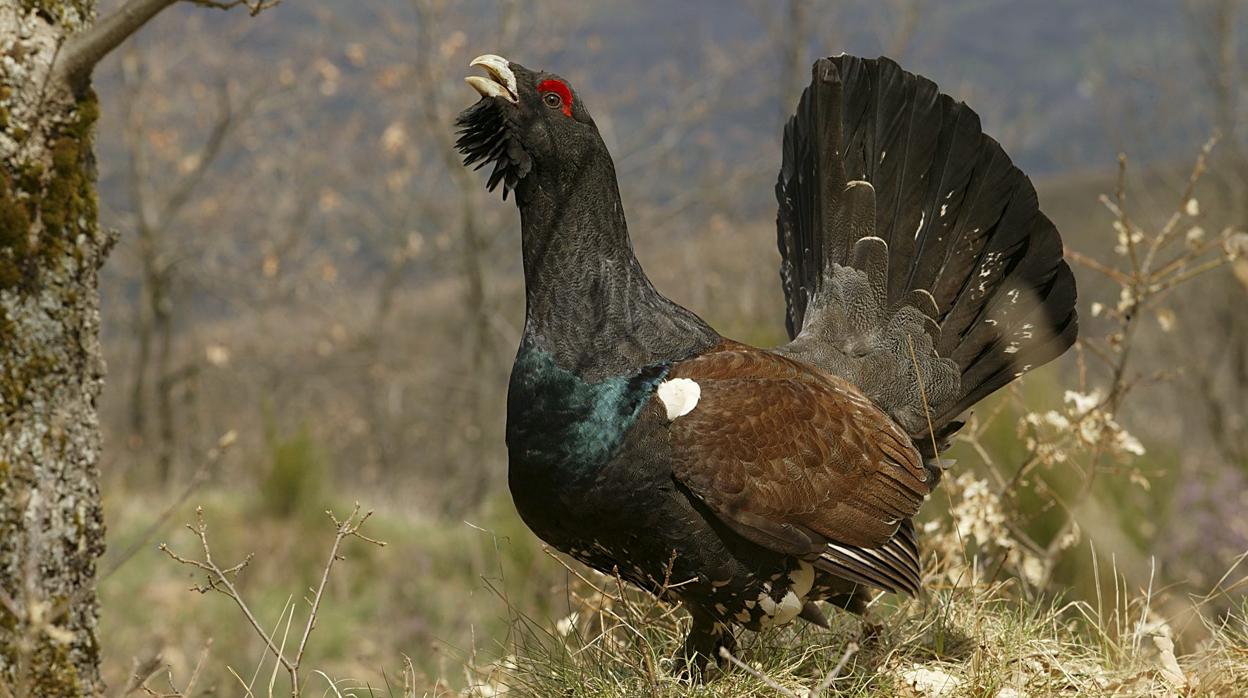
[657,378,700,420]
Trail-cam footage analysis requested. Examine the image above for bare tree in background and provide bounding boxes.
[411,0,516,375]
[371,0,530,507]
[119,44,263,484]
[780,0,814,116]
[0,0,274,693]
[1186,0,1248,226]
[1179,0,1248,466]
[759,0,923,120]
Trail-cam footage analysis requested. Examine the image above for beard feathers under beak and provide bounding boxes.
[455,54,531,199]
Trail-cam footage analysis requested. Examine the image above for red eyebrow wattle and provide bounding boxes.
[538,78,573,117]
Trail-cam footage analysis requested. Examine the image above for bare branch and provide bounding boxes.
[717,647,799,697]
[181,640,212,697]
[160,503,383,697]
[154,84,245,228]
[115,651,163,696]
[810,642,859,697]
[101,430,236,579]
[1065,249,1132,285]
[53,0,176,88]
[293,504,386,670]
[52,0,279,88]
[188,0,280,13]
[131,640,210,698]
[160,508,296,680]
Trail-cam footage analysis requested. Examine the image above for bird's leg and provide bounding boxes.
[825,585,884,643]
[824,584,870,615]
[675,610,735,681]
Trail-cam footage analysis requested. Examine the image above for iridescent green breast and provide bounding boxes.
[506,345,668,480]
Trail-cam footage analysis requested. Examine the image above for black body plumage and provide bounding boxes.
[453,54,1077,675]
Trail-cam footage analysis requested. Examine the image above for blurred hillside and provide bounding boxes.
[84,0,1248,694]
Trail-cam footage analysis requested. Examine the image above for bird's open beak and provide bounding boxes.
[465,54,519,104]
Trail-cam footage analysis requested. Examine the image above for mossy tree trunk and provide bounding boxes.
[0,0,273,693]
[0,1,110,694]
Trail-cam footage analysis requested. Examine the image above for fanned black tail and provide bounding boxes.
[776,55,1077,441]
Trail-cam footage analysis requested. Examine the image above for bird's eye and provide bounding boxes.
[537,79,574,116]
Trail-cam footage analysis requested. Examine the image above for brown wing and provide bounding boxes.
[666,342,931,590]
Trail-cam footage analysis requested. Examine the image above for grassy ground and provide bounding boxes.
[98,482,568,695]
[476,537,1248,697]
[97,474,1248,697]
[94,342,1238,696]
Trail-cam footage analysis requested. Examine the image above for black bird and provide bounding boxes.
[455,53,1077,672]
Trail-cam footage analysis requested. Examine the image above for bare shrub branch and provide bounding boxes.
[934,138,1245,595]
[159,502,384,696]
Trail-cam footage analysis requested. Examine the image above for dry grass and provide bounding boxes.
[99,479,1248,697]
[445,544,1248,697]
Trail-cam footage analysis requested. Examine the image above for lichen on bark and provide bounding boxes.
[18,0,91,30]
[1,1,108,695]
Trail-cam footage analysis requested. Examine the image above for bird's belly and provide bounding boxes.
[508,451,823,632]
[506,451,661,570]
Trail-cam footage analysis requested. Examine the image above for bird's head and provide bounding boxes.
[455,55,601,199]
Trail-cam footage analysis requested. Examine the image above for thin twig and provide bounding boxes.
[103,431,235,579]
[160,511,293,674]
[53,0,177,88]
[160,503,384,696]
[809,642,859,697]
[180,639,212,697]
[293,504,386,672]
[1143,134,1216,274]
[1065,249,1132,285]
[718,647,799,697]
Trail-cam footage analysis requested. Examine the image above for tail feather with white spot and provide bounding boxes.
[776,55,1078,450]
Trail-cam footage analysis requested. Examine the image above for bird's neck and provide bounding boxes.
[517,149,640,309]
[514,149,716,380]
